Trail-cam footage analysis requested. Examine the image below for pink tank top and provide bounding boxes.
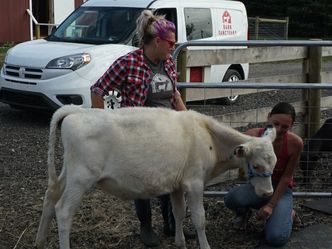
[258,128,294,188]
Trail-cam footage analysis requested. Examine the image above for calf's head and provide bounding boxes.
[234,127,277,197]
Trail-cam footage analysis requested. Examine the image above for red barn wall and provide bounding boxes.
[0,0,30,44]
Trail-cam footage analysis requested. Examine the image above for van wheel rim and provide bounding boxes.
[227,74,240,101]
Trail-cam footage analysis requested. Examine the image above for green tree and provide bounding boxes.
[287,0,330,38]
[239,0,287,18]
[239,0,332,38]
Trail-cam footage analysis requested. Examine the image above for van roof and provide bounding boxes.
[82,0,245,10]
[82,0,154,8]
[150,0,244,9]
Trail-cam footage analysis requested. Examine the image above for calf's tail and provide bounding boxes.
[47,105,84,188]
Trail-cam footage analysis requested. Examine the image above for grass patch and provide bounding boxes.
[0,42,13,53]
[0,53,6,68]
[0,42,13,67]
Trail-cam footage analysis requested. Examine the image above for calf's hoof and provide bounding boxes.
[35,237,46,249]
[175,244,187,249]
[35,242,45,249]
[175,237,186,249]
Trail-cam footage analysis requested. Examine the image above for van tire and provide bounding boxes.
[220,69,242,105]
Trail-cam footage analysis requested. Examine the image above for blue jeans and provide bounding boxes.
[224,183,293,247]
[134,194,175,235]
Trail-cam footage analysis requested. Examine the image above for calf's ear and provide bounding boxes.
[263,127,276,142]
[234,145,249,158]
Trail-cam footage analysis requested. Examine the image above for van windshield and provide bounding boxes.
[47,7,143,45]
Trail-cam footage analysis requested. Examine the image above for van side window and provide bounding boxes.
[184,8,212,40]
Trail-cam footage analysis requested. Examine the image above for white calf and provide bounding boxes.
[36,106,276,249]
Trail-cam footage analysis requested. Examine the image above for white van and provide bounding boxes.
[0,0,248,110]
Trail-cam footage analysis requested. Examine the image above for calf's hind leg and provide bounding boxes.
[55,177,93,249]
[35,188,57,248]
[36,173,66,249]
[170,189,186,248]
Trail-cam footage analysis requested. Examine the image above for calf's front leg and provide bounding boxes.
[186,182,210,249]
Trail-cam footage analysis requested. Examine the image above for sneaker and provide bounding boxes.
[292,210,304,230]
[140,226,160,247]
[232,210,252,231]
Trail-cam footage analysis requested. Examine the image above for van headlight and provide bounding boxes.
[46,53,91,71]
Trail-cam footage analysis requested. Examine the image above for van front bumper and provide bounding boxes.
[0,68,92,110]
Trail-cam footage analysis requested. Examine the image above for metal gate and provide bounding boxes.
[173,40,332,198]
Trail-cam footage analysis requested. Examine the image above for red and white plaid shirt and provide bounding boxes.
[90,49,178,108]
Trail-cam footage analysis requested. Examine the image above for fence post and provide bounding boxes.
[255,16,259,40]
[305,42,322,138]
[177,48,187,103]
[284,17,289,40]
[35,24,41,39]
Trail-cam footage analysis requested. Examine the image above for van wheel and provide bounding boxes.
[220,69,242,105]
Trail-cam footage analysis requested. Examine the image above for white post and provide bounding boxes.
[29,0,33,40]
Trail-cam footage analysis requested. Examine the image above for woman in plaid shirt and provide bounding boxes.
[90,10,187,247]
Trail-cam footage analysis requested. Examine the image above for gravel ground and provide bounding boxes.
[1,89,332,249]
